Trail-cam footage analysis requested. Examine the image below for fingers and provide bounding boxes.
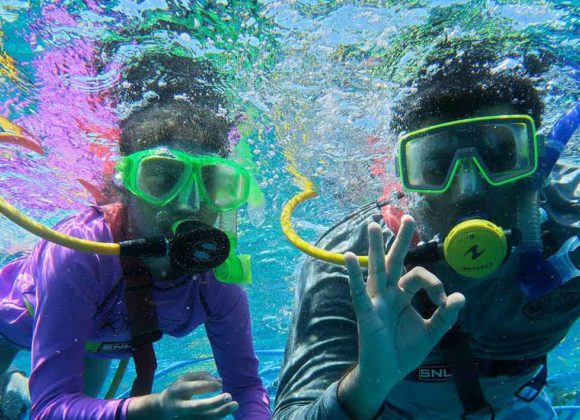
[398,266,447,306]
[178,371,220,382]
[367,223,388,295]
[170,372,222,399]
[164,372,239,419]
[385,215,415,287]
[345,252,373,319]
[170,379,223,399]
[360,217,416,295]
[398,267,465,343]
[179,393,239,418]
[427,292,465,343]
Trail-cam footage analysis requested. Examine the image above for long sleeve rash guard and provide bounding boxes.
[0,205,270,419]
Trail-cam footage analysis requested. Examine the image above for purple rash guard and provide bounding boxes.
[0,206,270,419]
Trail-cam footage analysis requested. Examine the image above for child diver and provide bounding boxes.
[275,52,579,419]
[0,55,270,419]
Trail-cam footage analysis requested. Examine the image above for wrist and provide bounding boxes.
[127,393,162,420]
[337,365,391,420]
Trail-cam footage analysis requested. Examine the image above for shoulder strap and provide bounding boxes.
[100,203,162,397]
[440,327,495,419]
[121,256,162,396]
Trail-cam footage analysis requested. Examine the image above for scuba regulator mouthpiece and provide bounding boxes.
[444,218,510,278]
[118,218,252,283]
[170,220,231,273]
[405,217,520,278]
[118,220,231,273]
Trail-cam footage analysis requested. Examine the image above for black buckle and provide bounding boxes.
[462,403,495,419]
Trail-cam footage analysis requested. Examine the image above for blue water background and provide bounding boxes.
[0,0,578,412]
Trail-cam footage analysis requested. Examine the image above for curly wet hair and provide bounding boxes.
[116,53,230,157]
[390,52,545,134]
[116,53,225,113]
[119,101,229,157]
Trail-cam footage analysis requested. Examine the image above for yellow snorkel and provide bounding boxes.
[0,187,236,274]
[0,194,122,254]
[280,179,523,276]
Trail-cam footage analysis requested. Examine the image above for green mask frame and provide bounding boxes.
[396,115,539,194]
[116,148,251,211]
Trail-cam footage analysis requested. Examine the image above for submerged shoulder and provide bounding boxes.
[51,206,116,243]
[315,203,393,256]
[545,160,580,196]
[294,204,394,303]
[34,206,122,298]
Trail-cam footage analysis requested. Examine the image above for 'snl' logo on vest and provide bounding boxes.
[417,365,453,382]
[98,342,133,352]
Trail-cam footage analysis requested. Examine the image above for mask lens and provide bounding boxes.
[400,118,535,192]
[136,156,187,201]
[404,131,456,188]
[201,163,249,210]
[474,124,519,173]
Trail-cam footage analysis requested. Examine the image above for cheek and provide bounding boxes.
[200,207,219,225]
[410,195,459,232]
[126,200,161,237]
[408,193,439,215]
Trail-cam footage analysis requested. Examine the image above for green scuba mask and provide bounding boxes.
[396,115,539,194]
[116,148,251,211]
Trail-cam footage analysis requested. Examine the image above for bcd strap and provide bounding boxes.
[130,340,158,397]
[440,326,495,419]
[515,358,547,402]
[101,203,163,397]
[121,257,162,397]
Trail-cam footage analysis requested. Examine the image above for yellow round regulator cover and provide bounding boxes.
[443,219,508,279]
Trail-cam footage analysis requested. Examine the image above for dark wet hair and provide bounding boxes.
[119,101,229,157]
[390,53,544,134]
[116,53,225,113]
[116,53,230,157]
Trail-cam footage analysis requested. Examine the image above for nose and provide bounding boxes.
[450,159,486,202]
[173,179,201,213]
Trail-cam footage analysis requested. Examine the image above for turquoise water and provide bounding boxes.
[0,0,578,414]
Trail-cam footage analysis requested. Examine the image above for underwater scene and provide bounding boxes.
[0,0,578,418]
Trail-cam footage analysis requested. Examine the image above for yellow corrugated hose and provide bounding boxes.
[0,195,120,255]
[280,189,370,267]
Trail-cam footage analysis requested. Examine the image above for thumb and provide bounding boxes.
[426,292,465,344]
